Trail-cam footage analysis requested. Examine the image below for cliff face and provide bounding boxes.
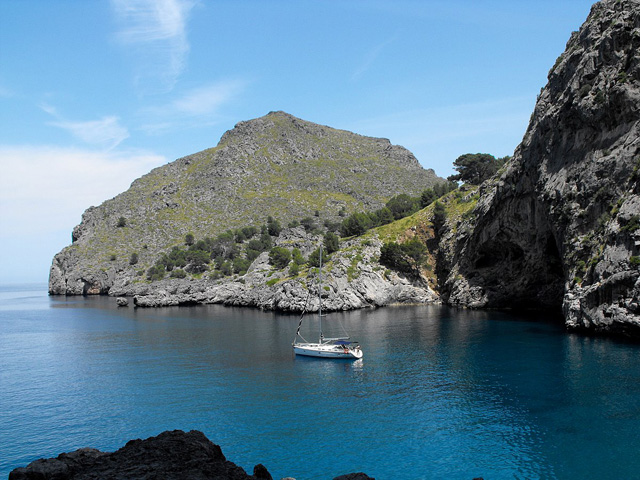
[444,0,640,334]
[49,111,441,296]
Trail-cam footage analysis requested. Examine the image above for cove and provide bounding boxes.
[1,285,640,479]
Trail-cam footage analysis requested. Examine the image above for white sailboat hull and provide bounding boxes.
[294,343,363,359]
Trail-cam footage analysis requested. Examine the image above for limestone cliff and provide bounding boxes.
[49,111,441,296]
[442,0,640,335]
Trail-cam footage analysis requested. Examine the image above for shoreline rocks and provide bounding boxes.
[9,430,374,480]
[105,234,439,312]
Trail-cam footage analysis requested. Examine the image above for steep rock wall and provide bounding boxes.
[445,0,640,335]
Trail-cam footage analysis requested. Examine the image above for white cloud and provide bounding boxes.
[50,116,130,150]
[0,145,166,238]
[111,0,196,93]
[172,80,247,116]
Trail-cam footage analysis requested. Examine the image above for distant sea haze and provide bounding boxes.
[2,284,640,479]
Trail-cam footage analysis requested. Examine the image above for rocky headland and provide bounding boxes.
[49,111,442,300]
[49,0,640,337]
[8,430,375,480]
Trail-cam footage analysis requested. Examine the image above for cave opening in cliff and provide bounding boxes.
[471,232,565,314]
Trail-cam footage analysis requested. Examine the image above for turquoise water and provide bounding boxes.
[1,284,640,479]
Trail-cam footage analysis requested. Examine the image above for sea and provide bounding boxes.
[1,283,640,480]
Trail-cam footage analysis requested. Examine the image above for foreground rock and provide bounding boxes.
[9,430,269,480]
[9,430,374,480]
[441,0,640,335]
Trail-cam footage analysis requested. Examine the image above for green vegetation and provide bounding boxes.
[420,181,456,207]
[340,212,372,237]
[346,254,363,281]
[621,215,640,233]
[170,269,187,278]
[289,262,300,277]
[291,248,304,266]
[432,201,447,234]
[380,238,427,277]
[630,256,640,267]
[340,186,456,238]
[324,231,340,254]
[307,247,325,268]
[386,194,420,220]
[269,246,292,269]
[117,216,127,228]
[447,153,508,185]
[267,216,282,236]
[146,264,165,281]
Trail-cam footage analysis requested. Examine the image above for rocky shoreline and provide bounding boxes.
[8,430,375,480]
[105,233,438,311]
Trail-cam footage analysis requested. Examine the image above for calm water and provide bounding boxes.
[1,285,640,479]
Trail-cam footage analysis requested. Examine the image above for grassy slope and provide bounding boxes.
[59,112,442,279]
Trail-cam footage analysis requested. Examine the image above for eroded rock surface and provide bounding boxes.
[443,0,640,335]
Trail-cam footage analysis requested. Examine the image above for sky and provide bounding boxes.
[0,0,595,284]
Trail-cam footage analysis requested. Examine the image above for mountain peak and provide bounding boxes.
[49,112,442,295]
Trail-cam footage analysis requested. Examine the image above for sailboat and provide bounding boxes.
[292,245,363,359]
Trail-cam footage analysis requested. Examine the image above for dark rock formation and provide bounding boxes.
[443,0,640,335]
[49,111,442,297]
[9,430,267,480]
[332,474,375,480]
[9,430,375,480]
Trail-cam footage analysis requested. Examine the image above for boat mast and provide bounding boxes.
[318,244,323,344]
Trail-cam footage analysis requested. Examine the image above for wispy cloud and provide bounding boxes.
[111,0,196,93]
[38,102,58,116]
[0,144,166,281]
[51,116,130,150]
[140,79,247,134]
[41,104,130,150]
[172,80,247,115]
[351,38,395,82]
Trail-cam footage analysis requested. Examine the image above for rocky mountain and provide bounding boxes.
[49,111,442,296]
[440,0,640,335]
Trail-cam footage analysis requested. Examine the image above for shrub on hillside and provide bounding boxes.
[269,246,292,269]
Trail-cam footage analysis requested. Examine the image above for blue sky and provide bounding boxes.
[0,0,594,283]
